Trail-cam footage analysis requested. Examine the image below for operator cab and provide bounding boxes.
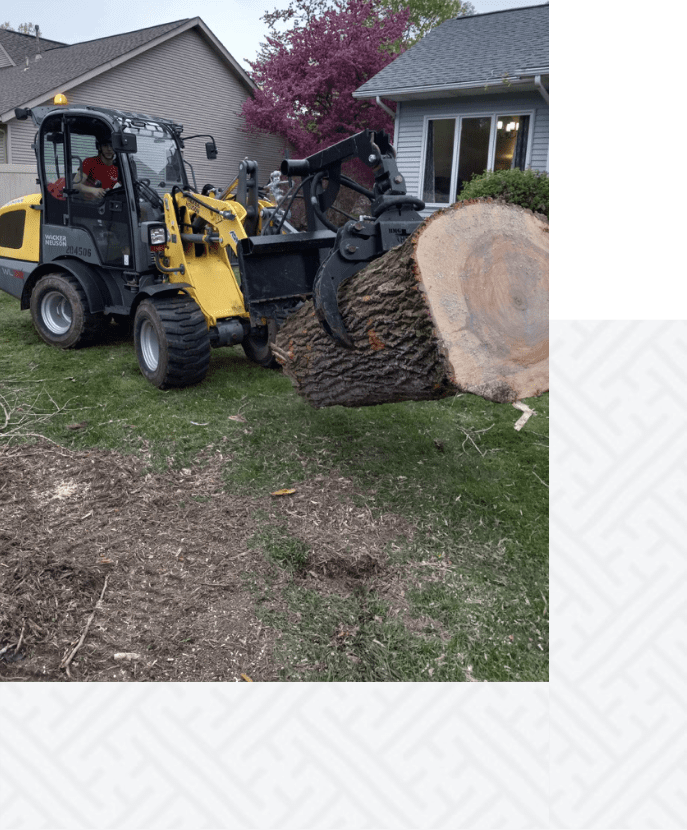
[37,107,187,272]
[40,112,132,268]
[126,119,187,222]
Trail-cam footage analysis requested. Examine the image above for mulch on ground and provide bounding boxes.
[0,441,413,682]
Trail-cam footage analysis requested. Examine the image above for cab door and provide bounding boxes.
[40,117,69,229]
[66,120,134,269]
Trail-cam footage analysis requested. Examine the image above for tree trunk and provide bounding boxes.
[273,200,548,408]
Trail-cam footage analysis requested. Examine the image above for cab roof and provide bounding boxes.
[21,103,183,134]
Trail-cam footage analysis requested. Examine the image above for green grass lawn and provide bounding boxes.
[0,291,548,681]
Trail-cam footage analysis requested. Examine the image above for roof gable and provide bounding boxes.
[0,43,15,69]
[0,17,255,121]
[354,4,548,100]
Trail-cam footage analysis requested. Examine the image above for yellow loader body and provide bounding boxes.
[161,191,250,328]
[0,193,42,263]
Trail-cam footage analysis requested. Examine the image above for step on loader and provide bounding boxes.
[0,101,424,388]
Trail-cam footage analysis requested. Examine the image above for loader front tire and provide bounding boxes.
[30,273,104,349]
[242,323,278,369]
[134,296,210,389]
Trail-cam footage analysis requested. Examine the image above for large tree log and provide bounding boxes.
[273,200,548,408]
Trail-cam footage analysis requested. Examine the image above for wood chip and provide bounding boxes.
[513,401,536,431]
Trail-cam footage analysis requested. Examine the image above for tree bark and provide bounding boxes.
[273,199,548,408]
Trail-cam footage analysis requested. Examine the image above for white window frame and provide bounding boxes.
[419,109,536,208]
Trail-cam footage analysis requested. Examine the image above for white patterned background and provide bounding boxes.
[2,320,685,828]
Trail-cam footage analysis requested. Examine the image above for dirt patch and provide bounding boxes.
[266,474,411,580]
[0,441,414,682]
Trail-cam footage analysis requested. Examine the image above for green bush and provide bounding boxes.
[457,168,549,218]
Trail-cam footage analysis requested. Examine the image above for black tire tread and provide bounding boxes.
[67,276,104,345]
[242,326,278,369]
[30,272,105,349]
[135,295,210,388]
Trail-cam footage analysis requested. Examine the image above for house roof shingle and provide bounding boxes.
[0,27,66,65]
[0,20,196,118]
[354,4,548,99]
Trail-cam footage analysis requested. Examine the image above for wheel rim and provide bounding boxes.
[139,319,160,370]
[41,291,72,335]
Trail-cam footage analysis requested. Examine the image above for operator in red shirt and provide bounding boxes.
[73,137,120,200]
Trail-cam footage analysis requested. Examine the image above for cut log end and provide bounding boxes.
[417,200,549,402]
[275,199,548,409]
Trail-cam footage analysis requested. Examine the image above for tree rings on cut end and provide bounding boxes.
[415,200,548,402]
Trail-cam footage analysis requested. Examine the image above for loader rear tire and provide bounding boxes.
[30,273,104,349]
[134,295,210,389]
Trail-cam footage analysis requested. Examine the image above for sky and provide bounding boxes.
[7,0,549,72]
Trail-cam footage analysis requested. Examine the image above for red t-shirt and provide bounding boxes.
[82,156,119,190]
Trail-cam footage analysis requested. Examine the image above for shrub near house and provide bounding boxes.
[459,168,549,218]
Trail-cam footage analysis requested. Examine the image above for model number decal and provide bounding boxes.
[186,196,205,213]
[0,265,24,280]
[65,245,93,257]
[44,234,67,247]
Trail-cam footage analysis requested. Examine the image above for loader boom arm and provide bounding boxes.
[159,191,250,327]
[165,190,248,256]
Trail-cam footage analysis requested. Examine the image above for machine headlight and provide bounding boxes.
[148,225,167,248]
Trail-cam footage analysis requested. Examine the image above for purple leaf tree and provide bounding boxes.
[242,0,409,159]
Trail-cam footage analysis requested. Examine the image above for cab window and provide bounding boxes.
[0,210,26,249]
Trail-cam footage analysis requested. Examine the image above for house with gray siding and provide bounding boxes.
[0,19,288,205]
[353,4,548,216]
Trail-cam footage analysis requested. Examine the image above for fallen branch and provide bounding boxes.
[457,424,493,456]
[60,574,109,677]
[198,582,235,589]
[0,385,94,445]
[0,431,67,448]
[0,396,9,431]
[0,378,48,383]
[15,623,25,655]
[532,470,548,488]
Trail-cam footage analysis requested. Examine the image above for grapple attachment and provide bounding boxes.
[236,130,424,347]
[282,130,425,348]
[312,199,425,348]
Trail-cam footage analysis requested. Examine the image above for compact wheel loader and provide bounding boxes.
[0,103,424,388]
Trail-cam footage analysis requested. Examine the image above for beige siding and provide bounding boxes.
[4,28,288,189]
[0,164,40,205]
[6,118,39,166]
[529,104,548,172]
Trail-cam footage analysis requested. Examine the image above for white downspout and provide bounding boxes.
[375,96,395,119]
[534,75,549,105]
[375,95,400,147]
